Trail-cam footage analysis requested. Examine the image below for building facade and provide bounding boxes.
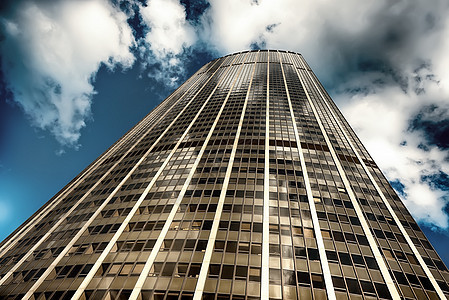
[0,50,448,300]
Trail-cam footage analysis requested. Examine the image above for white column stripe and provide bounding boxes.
[0,111,144,259]
[306,67,447,299]
[0,69,201,260]
[2,62,214,292]
[261,52,270,300]
[128,54,243,300]
[0,118,149,285]
[22,60,220,298]
[192,53,258,300]
[69,57,232,300]
[280,52,336,300]
[293,58,401,300]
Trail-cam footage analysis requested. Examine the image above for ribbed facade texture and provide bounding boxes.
[1,50,448,300]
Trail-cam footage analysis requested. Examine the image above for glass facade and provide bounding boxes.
[0,50,448,300]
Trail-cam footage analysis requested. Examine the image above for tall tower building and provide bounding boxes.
[0,50,448,300]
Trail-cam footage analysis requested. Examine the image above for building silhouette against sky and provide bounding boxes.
[0,50,448,300]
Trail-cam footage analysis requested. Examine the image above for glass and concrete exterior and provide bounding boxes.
[0,50,448,300]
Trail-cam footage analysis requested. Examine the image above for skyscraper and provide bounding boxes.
[0,49,448,300]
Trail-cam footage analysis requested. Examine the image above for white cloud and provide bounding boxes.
[0,0,135,147]
[199,0,449,229]
[336,81,449,228]
[199,0,448,80]
[2,0,449,230]
[138,0,196,86]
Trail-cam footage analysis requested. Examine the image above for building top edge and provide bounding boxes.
[216,49,302,60]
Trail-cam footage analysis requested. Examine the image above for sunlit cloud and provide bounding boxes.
[0,0,135,148]
[336,80,449,229]
[138,0,196,86]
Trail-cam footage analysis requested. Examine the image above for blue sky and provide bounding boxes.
[1,0,449,265]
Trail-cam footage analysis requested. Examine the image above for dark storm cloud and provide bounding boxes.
[0,68,12,158]
[390,180,406,197]
[180,0,210,24]
[411,105,449,149]
[422,172,449,192]
[315,1,446,91]
[322,1,449,228]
